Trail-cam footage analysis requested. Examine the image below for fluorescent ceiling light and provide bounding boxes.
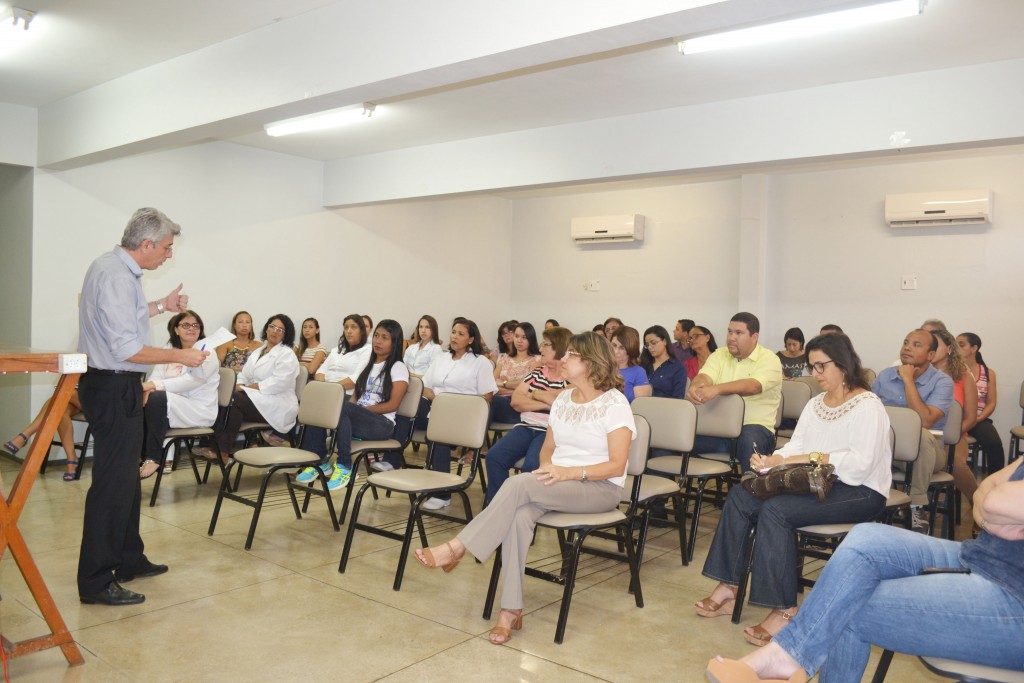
[678,0,923,55]
[265,103,377,137]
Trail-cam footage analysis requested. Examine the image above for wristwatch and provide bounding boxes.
[581,466,588,482]
[155,300,165,314]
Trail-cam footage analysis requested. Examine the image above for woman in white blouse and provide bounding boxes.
[140,310,221,478]
[415,331,636,645]
[200,314,300,457]
[316,314,372,393]
[418,319,498,510]
[695,333,891,649]
[403,315,443,379]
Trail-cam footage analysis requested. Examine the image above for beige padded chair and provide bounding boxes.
[482,415,650,644]
[776,379,812,442]
[238,366,308,448]
[1008,379,1024,464]
[691,393,747,476]
[207,380,345,550]
[793,375,825,397]
[338,393,490,591]
[927,400,961,539]
[873,631,1024,682]
[631,396,698,566]
[882,406,922,528]
[148,366,236,507]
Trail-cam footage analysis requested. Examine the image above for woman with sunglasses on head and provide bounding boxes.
[639,325,687,399]
[295,317,328,377]
[931,328,979,504]
[139,310,221,478]
[685,326,718,379]
[696,333,890,649]
[957,332,1004,476]
[296,320,409,488]
[414,332,636,645]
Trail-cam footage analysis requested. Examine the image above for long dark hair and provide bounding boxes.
[297,317,320,356]
[338,313,367,353]
[804,333,870,391]
[413,315,440,345]
[639,325,674,373]
[354,319,405,404]
[958,332,987,368]
[451,319,484,357]
[168,310,204,349]
[509,322,541,358]
[495,320,519,355]
[261,314,296,348]
[692,325,718,354]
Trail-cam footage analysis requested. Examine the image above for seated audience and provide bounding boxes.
[295,317,328,377]
[818,324,843,335]
[871,328,953,534]
[403,314,444,379]
[603,317,623,338]
[672,318,695,364]
[685,325,717,379]
[418,319,498,510]
[686,312,783,473]
[484,326,572,503]
[640,325,687,399]
[696,333,890,649]
[592,324,606,337]
[200,314,300,458]
[492,322,542,423]
[610,326,651,402]
[544,319,559,329]
[706,458,1024,683]
[488,320,518,363]
[217,310,263,372]
[414,332,636,645]
[777,327,807,379]
[958,332,1004,475]
[4,391,84,481]
[296,320,410,488]
[140,310,220,478]
[931,328,979,506]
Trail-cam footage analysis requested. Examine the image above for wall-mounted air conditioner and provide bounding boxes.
[885,189,992,227]
[570,214,645,244]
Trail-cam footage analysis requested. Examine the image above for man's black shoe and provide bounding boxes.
[80,581,145,606]
[115,562,169,583]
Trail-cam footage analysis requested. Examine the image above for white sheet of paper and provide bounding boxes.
[197,326,236,351]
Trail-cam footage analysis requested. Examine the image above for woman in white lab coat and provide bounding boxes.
[140,310,220,478]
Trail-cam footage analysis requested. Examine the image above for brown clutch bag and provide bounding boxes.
[740,461,837,503]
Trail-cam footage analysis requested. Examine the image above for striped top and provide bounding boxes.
[518,366,569,431]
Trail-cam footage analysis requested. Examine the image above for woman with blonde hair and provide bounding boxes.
[931,328,979,502]
[415,332,636,645]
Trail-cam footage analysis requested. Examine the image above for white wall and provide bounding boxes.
[0,102,36,166]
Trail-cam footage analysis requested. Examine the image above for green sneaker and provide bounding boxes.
[296,462,332,484]
[327,465,352,491]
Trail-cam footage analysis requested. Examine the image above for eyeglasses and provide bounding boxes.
[689,333,706,340]
[807,360,836,374]
[540,341,553,348]
[565,350,582,359]
[645,339,664,349]
[177,322,201,330]
[267,324,285,333]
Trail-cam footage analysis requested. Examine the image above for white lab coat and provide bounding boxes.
[238,342,300,433]
[149,342,220,428]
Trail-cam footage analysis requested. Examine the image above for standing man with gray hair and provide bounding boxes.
[77,208,208,606]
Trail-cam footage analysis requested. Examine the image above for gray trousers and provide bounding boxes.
[457,472,621,610]
[908,429,947,507]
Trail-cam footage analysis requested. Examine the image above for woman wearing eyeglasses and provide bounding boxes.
[414,332,636,645]
[639,325,687,399]
[139,310,221,478]
[695,333,890,649]
[685,325,718,379]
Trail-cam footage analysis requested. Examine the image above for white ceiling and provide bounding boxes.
[3,0,1023,165]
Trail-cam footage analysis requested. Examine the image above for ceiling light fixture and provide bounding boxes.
[677,0,924,55]
[5,6,36,30]
[264,103,377,137]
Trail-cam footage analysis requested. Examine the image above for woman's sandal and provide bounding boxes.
[488,609,523,645]
[743,610,796,647]
[139,459,160,480]
[63,460,80,482]
[3,433,28,456]
[706,657,808,683]
[415,541,464,573]
[695,587,738,618]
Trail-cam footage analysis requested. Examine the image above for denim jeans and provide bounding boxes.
[300,402,395,469]
[773,524,1024,682]
[490,394,520,425]
[702,482,886,609]
[693,423,774,473]
[484,426,545,503]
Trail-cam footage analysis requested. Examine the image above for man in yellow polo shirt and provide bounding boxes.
[686,312,782,473]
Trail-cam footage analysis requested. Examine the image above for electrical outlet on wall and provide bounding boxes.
[900,275,918,290]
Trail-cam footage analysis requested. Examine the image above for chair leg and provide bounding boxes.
[673,492,689,567]
[621,521,644,608]
[338,481,372,573]
[243,472,276,550]
[207,461,235,536]
[731,526,756,624]
[687,477,715,564]
[870,649,896,683]
[482,550,502,620]
[393,497,426,591]
[553,529,588,644]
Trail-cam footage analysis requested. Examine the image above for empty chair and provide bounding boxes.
[776,379,811,441]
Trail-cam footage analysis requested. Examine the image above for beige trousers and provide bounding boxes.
[457,472,621,610]
[908,429,948,507]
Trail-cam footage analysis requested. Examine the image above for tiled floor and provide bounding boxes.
[0,451,947,682]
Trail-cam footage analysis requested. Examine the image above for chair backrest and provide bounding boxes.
[217,367,236,408]
[941,400,963,447]
[780,380,811,421]
[296,381,346,430]
[694,394,744,440]
[774,395,784,429]
[295,366,310,401]
[626,415,651,477]
[793,375,824,397]
[631,396,696,453]
[426,393,489,450]
[885,406,922,464]
[1018,379,1024,411]
[397,376,424,419]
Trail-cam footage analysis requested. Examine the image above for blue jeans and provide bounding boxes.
[300,402,395,469]
[773,524,1024,682]
[693,424,774,473]
[490,394,520,425]
[484,426,545,504]
[702,482,885,608]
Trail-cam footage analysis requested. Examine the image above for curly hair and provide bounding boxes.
[568,331,623,392]
[931,329,967,382]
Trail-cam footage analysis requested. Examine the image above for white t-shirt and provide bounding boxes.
[422,352,498,397]
[403,341,443,375]
[355,360,411,423]
[548,388,636,488]
[774,392,892,498]
[320,344,372,386]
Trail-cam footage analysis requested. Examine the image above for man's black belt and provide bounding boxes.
[87,367,145,379]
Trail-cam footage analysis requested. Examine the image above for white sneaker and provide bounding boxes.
[421,497,451,511]
[370,460,395,472]
[910,507,930,535]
